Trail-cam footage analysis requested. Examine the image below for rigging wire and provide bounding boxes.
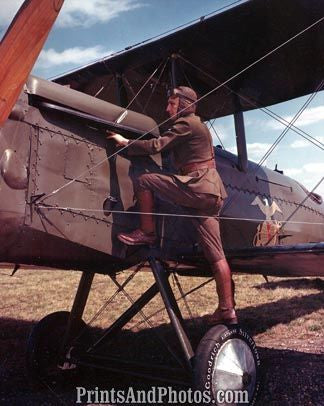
[132,277,214,330]
[256,81,324,168]
[179,59,194,90]
[260,177,324,246]
[122,76,146,113]
[280,177,324,231]
[222,79,324,212]
[39,60,167,202]
[38,379,69,406]
[40,55,324,218]
[143,58,169,113]
[38,14,324,203]
[109,275,186,368]
[118,59,166,116]
[94,76,114,98]
[36,205,324,225]
[258,177,324,246]
[172,273,198,328]
[179,55,324,151]
[49,0,247,81]
[36,83,324,228]
[256,81,323,169]
[167,38,324,221]
[207,119,226,150]
[83,268,140,331]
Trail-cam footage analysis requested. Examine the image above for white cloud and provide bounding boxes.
[209,124,230,145]
[58,0,144,28]
[35,46,112,69]
[247,143,272,162]
[285,163,324,197]
[247,142,272,154]
[303,162,324,174]
[290,140,311,149]
[285,168,303,177]
[227,145,236,154]
[0,1,23,28]
[0,0,144,30]
[268,106,324,130]
[226,143,272,165]
[290,136,324,149]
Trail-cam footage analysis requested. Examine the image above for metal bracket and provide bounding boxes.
[29,193,46,205]
[27,193,46,221]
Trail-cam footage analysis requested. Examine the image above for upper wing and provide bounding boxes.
[54,0,324,125]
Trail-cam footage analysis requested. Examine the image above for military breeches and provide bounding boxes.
[137,172,225,263]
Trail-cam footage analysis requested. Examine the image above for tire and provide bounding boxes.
[26,311,91,385]
[194,325,261,405]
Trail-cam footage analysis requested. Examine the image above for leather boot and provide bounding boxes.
[205,259,238,325]
[118,189,157,246]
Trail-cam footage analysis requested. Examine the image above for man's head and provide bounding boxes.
[166,86,198,119]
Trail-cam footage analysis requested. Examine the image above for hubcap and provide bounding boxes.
[211,338,257,404]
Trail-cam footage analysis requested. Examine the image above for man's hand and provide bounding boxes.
[106,131,129,147]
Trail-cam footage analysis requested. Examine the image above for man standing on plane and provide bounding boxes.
[107,86,237,325]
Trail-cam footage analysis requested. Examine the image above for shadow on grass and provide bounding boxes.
[0,289,323,405]
[254,277,324,291]
[236,291,323,336]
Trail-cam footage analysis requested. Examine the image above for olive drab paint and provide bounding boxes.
[0,0,323,277]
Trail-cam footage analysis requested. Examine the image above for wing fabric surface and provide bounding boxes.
[54,0,324,124]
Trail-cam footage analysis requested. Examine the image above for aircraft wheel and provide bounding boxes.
[194,325,261,405]
[26,311,91,385]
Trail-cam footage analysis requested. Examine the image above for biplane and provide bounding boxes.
[0,0,323,404]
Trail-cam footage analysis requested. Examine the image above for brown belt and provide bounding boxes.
[179,159,216,175]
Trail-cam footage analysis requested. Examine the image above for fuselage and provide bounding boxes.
[0,76,323,275]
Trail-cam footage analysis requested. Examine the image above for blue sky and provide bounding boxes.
[1,0,323,196]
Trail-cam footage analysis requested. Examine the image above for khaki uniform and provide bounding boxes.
[127,113,227,263]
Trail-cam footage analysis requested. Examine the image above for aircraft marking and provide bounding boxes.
[252,197,282,246]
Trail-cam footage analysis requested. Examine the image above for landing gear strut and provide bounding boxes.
[26,260,261,404]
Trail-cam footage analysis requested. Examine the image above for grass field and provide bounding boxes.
[0,265,323,405]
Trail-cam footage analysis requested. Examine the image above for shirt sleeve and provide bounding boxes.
[126,119,191,156]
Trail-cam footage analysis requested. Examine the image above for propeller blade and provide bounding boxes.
[0,0,65,126]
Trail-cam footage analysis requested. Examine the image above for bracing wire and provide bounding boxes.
[36,79,324,226]
[222,79,324,212]
[280,177,324,231]
[257,81,324,168]
[143,58,169,113]
[179,55,324,151]
[49,0,247,81]
[260,176,324,246]
[207,119,226,150]
[116,58,166,119]
[38,14,324,204]
[36,205,324,226]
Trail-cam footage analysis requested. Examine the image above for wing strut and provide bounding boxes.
[234,110,248,173]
